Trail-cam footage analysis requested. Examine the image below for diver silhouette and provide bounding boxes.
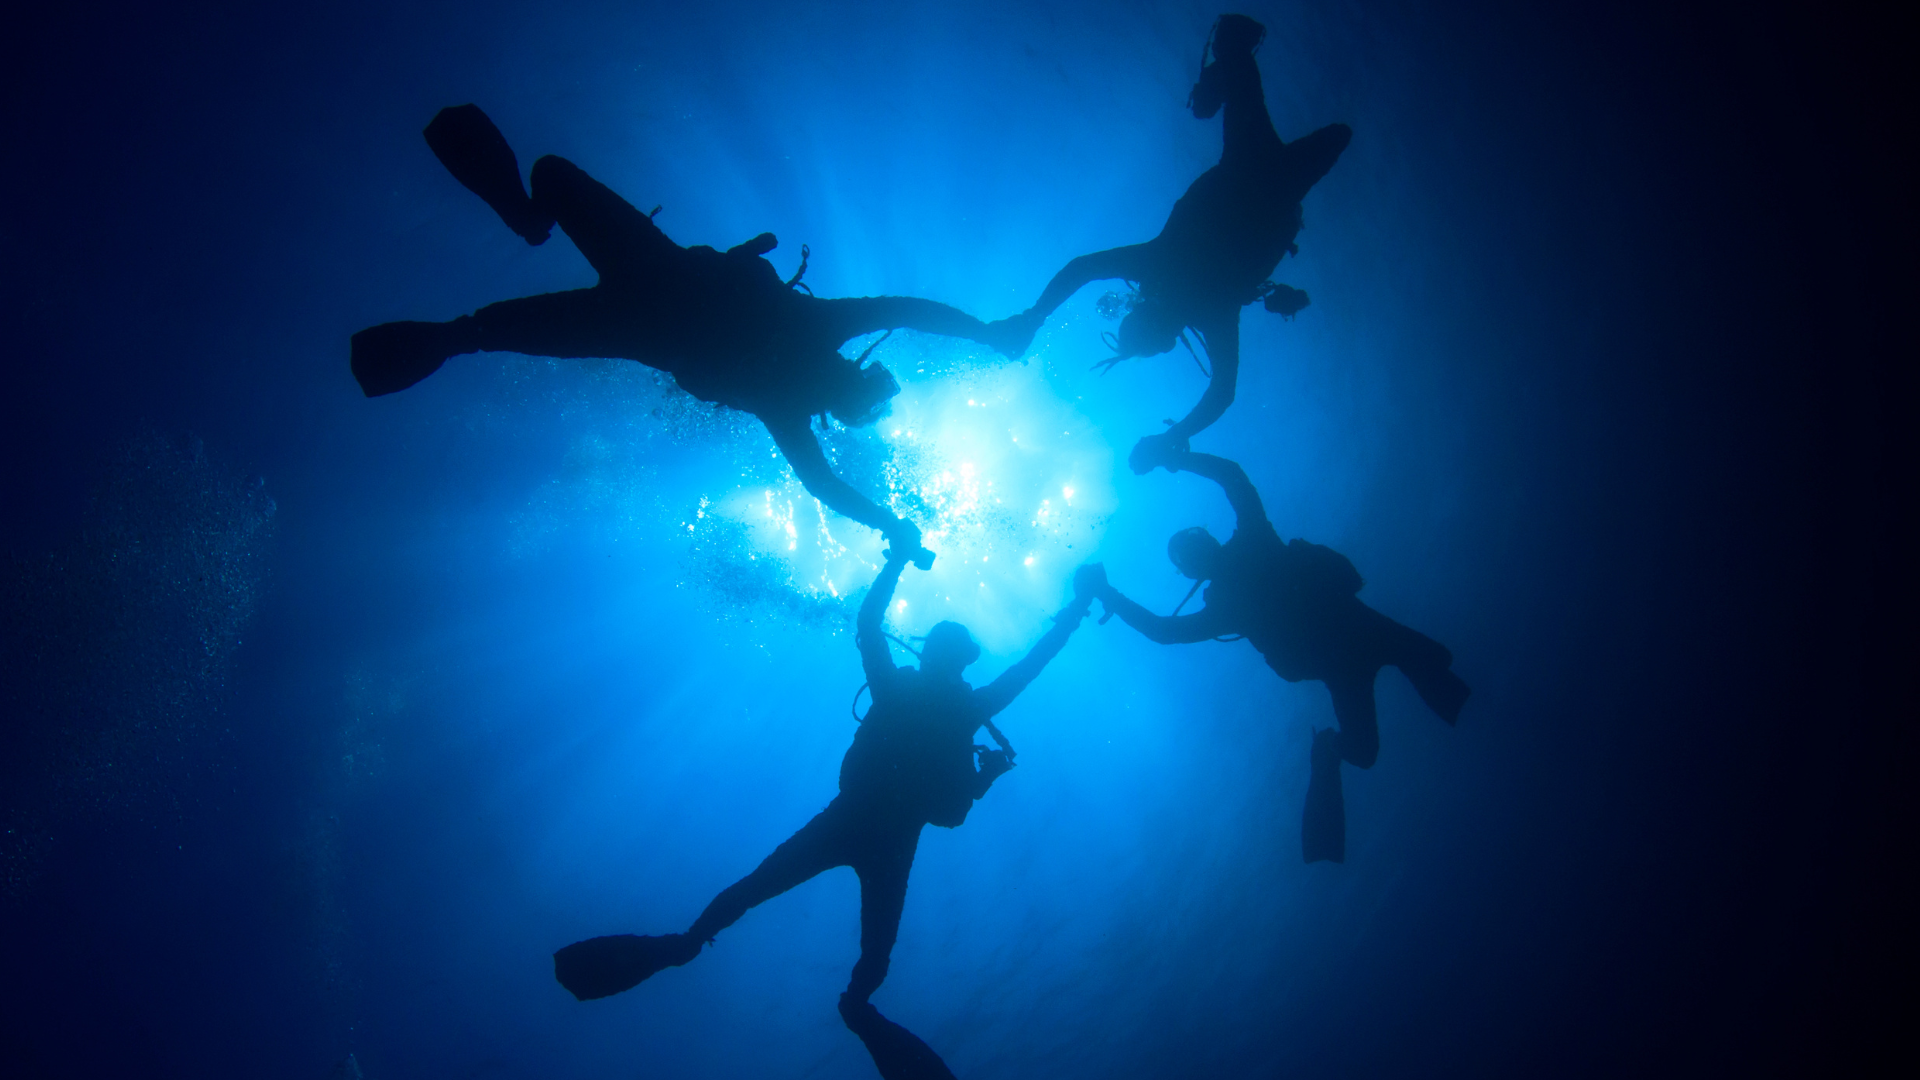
[1092,445,1468,863]
[992,14,1350,474]
[351,106,1028,566]
[553,551,1101,1079]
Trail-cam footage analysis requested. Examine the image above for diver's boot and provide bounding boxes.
[349,316,482,397]
[1404,664,1471,726]
[1189,15,1267,118]
[839,993,959,1080]
[423,104,554,245]
[553,932,701,1001]
[1301,727,1346,864]
[1212,14,1267,58]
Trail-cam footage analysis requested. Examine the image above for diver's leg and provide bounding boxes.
[352,288,667,398]
[467,287,654,361]
[1356,604,1471,725]
[1301,726,1345,864]
[422,104,554,245]
[528,155,680,287]
[1324,669,1381,769]
[837,825,956,1080]
[1203,19,1283,170]
[553,807,852,1002]
[686,806,852,943]
[845,825,921,1002]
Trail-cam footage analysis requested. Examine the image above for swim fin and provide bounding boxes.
[1405,664,1471,726]
[1276,122,1353,205]
[839,994,959,1080]
[350,319,479,397]
[1302,727,1345,864]
[423,104,553,245]
[553,933,699,1001]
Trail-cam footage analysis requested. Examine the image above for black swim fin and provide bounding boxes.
[350,319,478,397]
[1277,122,1353,205]
[839,995,959,1080]
[423,104,553,245]
[553,933,699,1001]
[1405,665,1471,726]
[1302,727,1346,864]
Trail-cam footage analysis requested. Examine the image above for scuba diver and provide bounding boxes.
[992,14,1351,474]
[553,550,1102,1080]
[1091,444,1468,863]
[351,105,1030,566]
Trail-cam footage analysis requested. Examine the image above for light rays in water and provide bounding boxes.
[712,344,1116,653]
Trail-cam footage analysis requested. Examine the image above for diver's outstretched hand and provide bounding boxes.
[1128,431,1191,475]
[1072,562,1108,603]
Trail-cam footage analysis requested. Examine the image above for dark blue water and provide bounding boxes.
[1,2,1903,1077]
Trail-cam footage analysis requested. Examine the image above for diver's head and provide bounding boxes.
[827,357,900,427]
[1114,299,1184,360]
[1168,526,1223,581]
[919,620,981,677]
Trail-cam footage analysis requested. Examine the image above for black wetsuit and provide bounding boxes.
[1101,452,1467,862]
[1010,18,1350,459]
[683,557,1090,1076]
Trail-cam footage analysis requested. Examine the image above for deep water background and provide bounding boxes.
[1,2,1907,1077]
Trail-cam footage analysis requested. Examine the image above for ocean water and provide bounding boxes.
[0,2,1901,1077]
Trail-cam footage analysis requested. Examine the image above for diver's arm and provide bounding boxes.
[857,553,909,682]
[1168,451,1271,534]
[810,295,998,352]
[762,412,916,542]
[1026,243,1156,322]
[1165,315,1239,443]
[1100,588,1231,645]
[975,594,1097,718]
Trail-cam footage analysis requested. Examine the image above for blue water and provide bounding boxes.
[1,2,1902,1077]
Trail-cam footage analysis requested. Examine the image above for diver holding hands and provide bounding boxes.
[351,106,1035,566]
[552,549,1104,1079]
[1089,441,1468,863]
[992,14,1352,475]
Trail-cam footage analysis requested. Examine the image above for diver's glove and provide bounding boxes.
[975,746,1015,783]
[1072,563,1108,604]
[1128,431,1190,475]
[1048,563,1104,625]
[886,522,936,571]
[1261,282,1310,319]
[984,309,1043,362]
